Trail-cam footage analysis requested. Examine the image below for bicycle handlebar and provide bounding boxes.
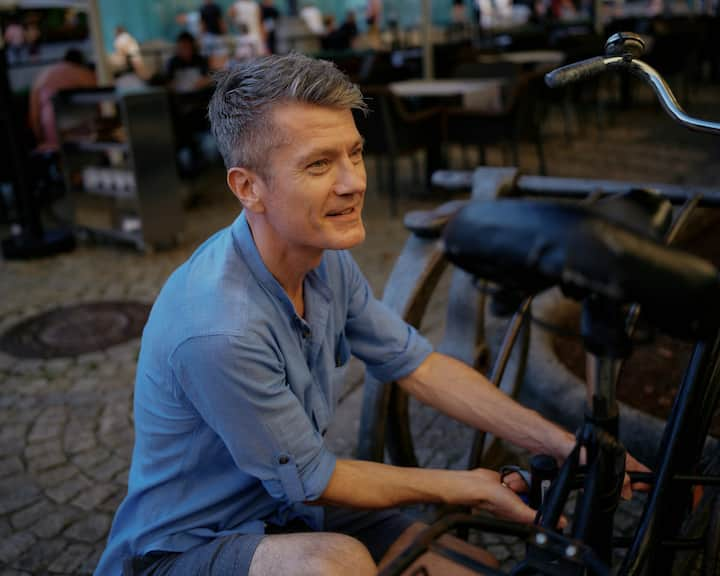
[544,56,612,89]
[545,51,720,135]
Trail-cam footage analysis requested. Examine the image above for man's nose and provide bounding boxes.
[335,159,366,195]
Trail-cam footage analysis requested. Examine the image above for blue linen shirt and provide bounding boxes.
[95,212,433,575]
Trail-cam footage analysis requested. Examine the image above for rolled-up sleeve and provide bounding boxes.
[171,334,336,503]
[341,253,433,383]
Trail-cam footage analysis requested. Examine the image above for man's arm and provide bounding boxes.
[313,459,537,524]
[398,352,575,462]
[396,352,650,497]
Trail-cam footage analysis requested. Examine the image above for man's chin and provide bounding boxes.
[329,225,365,250]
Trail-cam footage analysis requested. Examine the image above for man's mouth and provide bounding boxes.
[327,207,355,217]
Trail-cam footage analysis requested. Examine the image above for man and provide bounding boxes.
[29,48,96,151]
[96,53,645,575]
[166,31,211,93]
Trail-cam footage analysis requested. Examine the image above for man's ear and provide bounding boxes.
[227,167,265,213]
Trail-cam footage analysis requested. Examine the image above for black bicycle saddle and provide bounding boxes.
[442,198,720,339]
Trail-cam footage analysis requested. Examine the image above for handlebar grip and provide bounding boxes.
[545,56,608,88]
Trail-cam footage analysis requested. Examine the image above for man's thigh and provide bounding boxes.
[134,508,413,575]
[133,533,264,575]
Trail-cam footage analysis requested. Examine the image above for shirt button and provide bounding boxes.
[278,455,289,465]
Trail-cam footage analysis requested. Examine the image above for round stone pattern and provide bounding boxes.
[0,301,151,358]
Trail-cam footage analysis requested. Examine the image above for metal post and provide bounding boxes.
[87,0,112,86]
[422,0,434,79]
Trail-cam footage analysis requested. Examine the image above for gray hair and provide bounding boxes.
[208,53,367,174]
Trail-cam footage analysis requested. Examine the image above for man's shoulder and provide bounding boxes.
[149,226,259,344]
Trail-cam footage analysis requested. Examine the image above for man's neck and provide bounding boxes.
[246,215,321,318]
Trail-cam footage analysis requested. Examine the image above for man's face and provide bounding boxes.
[253,103,367,255]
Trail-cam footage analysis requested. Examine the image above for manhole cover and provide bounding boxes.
[0,301,152,359]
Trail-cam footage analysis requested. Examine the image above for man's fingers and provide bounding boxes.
[502,471,529,494]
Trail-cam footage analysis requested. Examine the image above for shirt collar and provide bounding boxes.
[230,211,332,318]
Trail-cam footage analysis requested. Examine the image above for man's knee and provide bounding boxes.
[311,533,376,575]
[250,532,376,576]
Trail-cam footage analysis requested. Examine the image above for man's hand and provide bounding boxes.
[622,453,652,500]
[469,469,537,524]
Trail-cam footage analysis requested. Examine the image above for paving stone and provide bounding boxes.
[45,474,92,504]
[0,456,24,478]
[63,513,111,544]
[98,430,133,451]
[11,360,44,377]
[0,477,41,515]
[26,450,67,473]
[64,432,97,455]
[0,517,11,538]
[77,545,104,574]
[0,439,23,458]
[0,531,36,565]
[0,352,16,371]
[36,464,78,489]
[71,483,119,512]
[30,506,82,539]
[76,352,107,367]
[0,569,31,576]
[27,422,63,444]
[87,457,128,483]
[37,406,68,424]
[0,424,27,444]
[98,489,126,514]
[46,542,93,574]
[15,538,67,573]
[44,358,73,376]
[16,378,50,396]
[98,408,129,436]
[487,543,512,562]
[10,499,55,530]
[71,448,111,471]
[24,440,62,460]
[113,469,129,486]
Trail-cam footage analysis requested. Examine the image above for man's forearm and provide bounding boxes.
[398,352,575,462]
[312,459,474,509]
[312,459,538,524]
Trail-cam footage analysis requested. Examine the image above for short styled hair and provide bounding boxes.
[208,53,366,173]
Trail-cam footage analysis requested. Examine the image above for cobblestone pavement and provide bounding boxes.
[2,86,720,574]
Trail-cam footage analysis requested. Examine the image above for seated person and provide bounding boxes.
[96,53,647,576]
[110,26,150,88]
[166,31,212,93]
[29,48,96,151]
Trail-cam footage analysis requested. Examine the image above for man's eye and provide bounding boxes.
[307,159,329,172]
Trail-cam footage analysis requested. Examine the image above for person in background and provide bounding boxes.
[3,14,26,64]
[260,0,280,53]
[229,0,267,56]
[29,48,96,151]
[199,0,226,36]
[338,11,358,46]
[111,26,149,87]
[166,31,211,93]
[300,1,326,35]
[199,0,229,70]
[321,12,357,51]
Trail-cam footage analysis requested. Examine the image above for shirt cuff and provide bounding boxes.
[267,445,337,504]
[367,326,434,384]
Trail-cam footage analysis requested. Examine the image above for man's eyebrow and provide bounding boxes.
[297,138,365,163]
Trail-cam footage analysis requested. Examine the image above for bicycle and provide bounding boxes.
[366,32,720,575]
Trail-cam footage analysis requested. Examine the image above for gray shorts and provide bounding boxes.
[126,508,415,575]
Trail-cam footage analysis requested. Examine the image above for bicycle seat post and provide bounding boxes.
[582,297,632,437]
